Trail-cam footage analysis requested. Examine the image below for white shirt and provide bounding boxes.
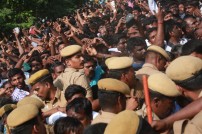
[11,87,30,102]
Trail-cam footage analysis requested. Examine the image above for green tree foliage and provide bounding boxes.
[0,0,78,34]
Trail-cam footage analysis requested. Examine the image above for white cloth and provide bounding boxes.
[11,87,30,102]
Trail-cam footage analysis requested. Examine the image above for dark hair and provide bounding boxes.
[181,39,202,55]
[83,123,107,134]
[107,67,130,80]
[64,85,86,101]
[29,56,42,64]
[54,116,84,134]
[11,117,37,134]
[98,90,124,109]
[83,55,96,65]
[50,61,64,73]
[1,81,11,88]
[0,97,14,107]
[146,28,157,40]
[174,70,202,91]
[164,20,180,41]
[127,37,146,53]
[66,98,92,120]
[7,68,24,79]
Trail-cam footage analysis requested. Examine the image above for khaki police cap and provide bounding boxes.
[166,56,202,82]
[104,110,140,134]
[147,45,170,61]
[60,45,81,57]
[98,78,130,95]
[105,57,117,67]
[0,104,16,117]
[17,96,45,109]
[7,104,39,127]
[28,69,50,86]
[148,73,180,97]
[106,57,133,70]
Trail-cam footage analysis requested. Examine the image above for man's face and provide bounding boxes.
[4,82,14,97]
[31,82,50,100]
[11,74,25,89]
[169,4,179,15]
[117,38,127,52]
[84,61,95,79]
[98,25,108,36]
[179,4,185,14]
[67,53,84,69]
[66,108,91,128]
[186,5,195,15]
[156,56,167,71]
[127,26,142,38]
[125,67,136,89]
[31,61,43,72]
[52,65,65,79]
[58,44,66,53]
[133,45,146,61]
[185,17,199,33]
[148,30,157,44]
[155,97,174,119]
[171,25,183,38]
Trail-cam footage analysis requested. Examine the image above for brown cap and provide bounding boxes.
[60,45,81,57]
[7,104,39,127]
[166,56,202,82]
[28,69,50,86]
[105,57,133,69]
[0,104,16,117]
[148,73,180,97]
[147,45,170,61]
[98,78,130,95]
[17,96,45,109]
[104,110,140,134]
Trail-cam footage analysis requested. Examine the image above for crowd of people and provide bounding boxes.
[0,0,202,133]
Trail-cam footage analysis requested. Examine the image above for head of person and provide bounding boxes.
[146,28,157,45]
[104,110,157,134]
[7,68,26,89]
[50,60,65,80]
[164,20,183,42]
[57,43,66,54]
[166,56,202,101]
[182,15,199,37]
[127,37,147,61]
[142,16,157,30]
[54,116,84,134]
[66,98,92,128]
[113,34,127,53]
[185,0,199,15]
[145,45,170,71]
[98,78,130,113]
[194,28,202,40]
[64,84,86,104]
[40,50,50,64]
[28,69,54,101]
[0,104,16,125]
[148,73,180,119]
[1,81,14,97]
[181,39,202,59]
[83,123,107,134]
[61,45,84,69]
[168,1,179,15]
[7,104,46,134]
[83,55,96,80]
[106,57,136,89]
[126,19,144,38]
[178,2,185,14]
[29,56,43,73]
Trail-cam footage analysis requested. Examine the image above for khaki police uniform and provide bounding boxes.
[91,111,116,124]
[42,88,66,112]
[136,73,180,121]
[54,68,92,98]
[165,56,202,134]
[104,110,140,134]
[92,78,130,124]
[53,45,92,98]
[136,45,170,79]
